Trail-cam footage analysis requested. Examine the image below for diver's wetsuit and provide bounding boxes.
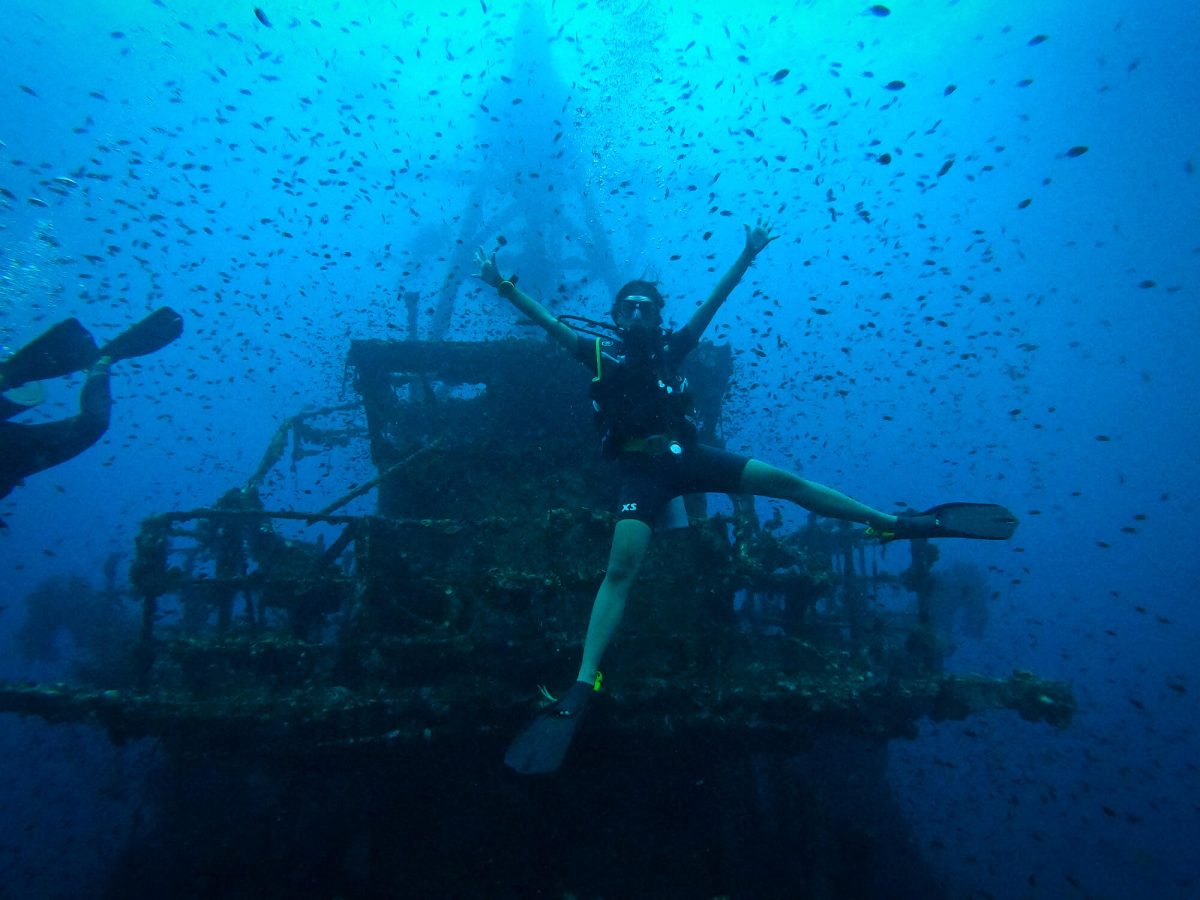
[574,329,749,527]
[0,368,112,500]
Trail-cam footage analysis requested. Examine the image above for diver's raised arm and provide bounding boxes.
[473,247,580,354]
[681,218,778,342]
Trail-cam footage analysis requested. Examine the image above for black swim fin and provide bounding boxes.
[504,680,595,775]
[878,502,1019,542]
[0,318,97,389]
[98,307,183,363]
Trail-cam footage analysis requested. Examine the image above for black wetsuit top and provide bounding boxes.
[576,328,699,457]
[573,330,749,527]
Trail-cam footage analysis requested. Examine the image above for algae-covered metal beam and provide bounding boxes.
[0,667,1073,759]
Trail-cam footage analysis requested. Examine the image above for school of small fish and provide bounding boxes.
[0,2,1194,897]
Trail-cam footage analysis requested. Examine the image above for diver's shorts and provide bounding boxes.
[613,443,751,526]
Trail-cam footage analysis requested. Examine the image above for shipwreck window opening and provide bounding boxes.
[388,376,488,404]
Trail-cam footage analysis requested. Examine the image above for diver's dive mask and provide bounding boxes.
[614,295,660,326]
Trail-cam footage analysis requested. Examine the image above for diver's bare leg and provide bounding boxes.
[576,518,653,684]
[739,459,897,530]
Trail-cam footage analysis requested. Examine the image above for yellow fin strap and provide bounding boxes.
[864,525,897,543]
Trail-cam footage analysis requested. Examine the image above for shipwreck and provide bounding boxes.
[0,335,1073,899]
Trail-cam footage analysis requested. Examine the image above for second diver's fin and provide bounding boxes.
[504,680,597,775]
[98,307,183,363]
[0,318,97,388]
[874,502,1020,542]
[925,502,1020,539]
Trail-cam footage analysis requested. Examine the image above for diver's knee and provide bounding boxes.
[605,519,651,581]
[604,558,641,586]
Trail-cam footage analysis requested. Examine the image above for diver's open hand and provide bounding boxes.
[473,247,503,289]
[744,218,779,258]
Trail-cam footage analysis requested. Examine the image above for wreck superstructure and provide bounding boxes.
[0,336,1072,899]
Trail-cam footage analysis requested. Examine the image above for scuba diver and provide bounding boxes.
[473,219,1017,774]
[0,307,184,503]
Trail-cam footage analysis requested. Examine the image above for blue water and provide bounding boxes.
[1,1,1197,896]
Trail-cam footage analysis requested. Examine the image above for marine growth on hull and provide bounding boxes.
[0,337,1073,756]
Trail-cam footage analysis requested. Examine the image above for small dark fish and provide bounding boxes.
[884,80,905,91]
[877,153,892,164]
[19,84,38,96]
[496,235,507,246]
[1029,34,1049,45]
[1065,145,1088,157]
[772,69,789,82]
[867,4,890,15]
[937,159,954,177]
[254,7,272,27]
[944,84,956,95]
[1137,280,1156,289]
[1017,198,1032,209]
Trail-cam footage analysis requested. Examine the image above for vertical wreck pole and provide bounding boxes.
[130,514,170,690]
[901,536,944,674]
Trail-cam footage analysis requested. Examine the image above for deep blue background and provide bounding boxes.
[1,1,1197,896]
